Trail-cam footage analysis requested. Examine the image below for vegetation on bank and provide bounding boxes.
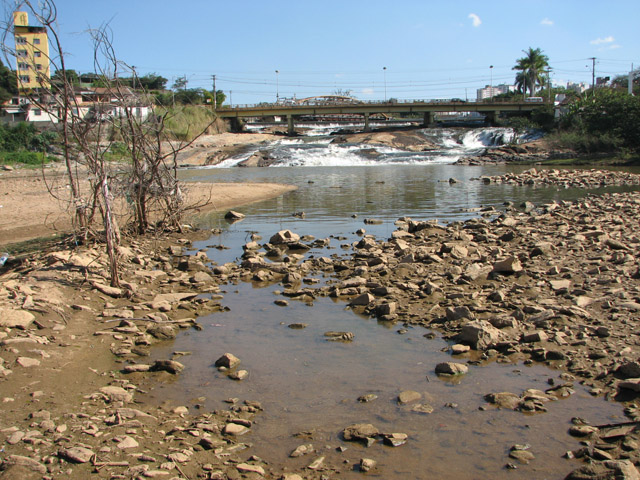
[0,122,57,165]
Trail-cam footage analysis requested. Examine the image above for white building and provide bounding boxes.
[476,84,516,101]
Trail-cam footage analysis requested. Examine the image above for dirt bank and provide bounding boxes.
[0,165,295,248]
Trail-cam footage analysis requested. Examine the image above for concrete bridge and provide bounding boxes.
[215,99,548,134]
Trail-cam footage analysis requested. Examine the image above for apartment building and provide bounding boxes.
[13,11,51,92]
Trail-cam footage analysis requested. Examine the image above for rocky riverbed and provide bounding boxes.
[2,169,640,479]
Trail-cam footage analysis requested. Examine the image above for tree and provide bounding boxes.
[512,47,549,97]
[0,59,17,103]
[51,68,80,88]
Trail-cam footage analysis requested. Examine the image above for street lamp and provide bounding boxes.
[489,65,493,101]
[383,66,387,102]
[275,70,279,103]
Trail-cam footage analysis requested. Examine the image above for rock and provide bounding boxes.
[4,455,47,474]
[410,403,435,414]
[215,353,241,369]
[446,306,474,321]
[288,323,307,329]
[117,436,139,449]
[451,344,471,354]
[290,444,314,458]
[324,331,354,342]
[0,309,35,329]
[224,210,245,220]
[492,256,523,274]
[16,357,40,368]
[457,320,501,350]
[223,423,248,436]
[237,463,265,475]
[350,292,375,306]
[358,394,378,403]
[397,390,421,405]
[522,330,549,343]
[618,361,640,379]
[360,458,377,472]
[100,386,133,403]
[229,370,248,381]
[383,433,408,447]
[146,324,178,340]
[484,392,521,410]
[566,460,640,480]
[150,360,184,374]
[270,230,300,245]
[59,446,95,463]
[307,456,325,470]
[509,449,535,464]
[342,423,379,443]
[435,362,468,375]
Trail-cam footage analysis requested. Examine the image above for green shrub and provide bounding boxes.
[0,150,52,165]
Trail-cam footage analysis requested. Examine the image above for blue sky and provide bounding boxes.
[11,0,640,104]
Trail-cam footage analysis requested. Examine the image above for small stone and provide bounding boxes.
[223,423,248,436]
[16,357,40,368]
[397,390,421,405]
[435,362,468,376]
[59,446,95,463]
[451,344,471,354]
[360,458,376,472]
[117,436,139,449]
[100,386,133,403]
[236,463,265,475]
[290,444,314,458]
[150,360,184,374]
[215,353,241,369]
[383,433,408,447]
[229,370,248,381]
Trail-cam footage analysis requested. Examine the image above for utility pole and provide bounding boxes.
[212,75,217,110]
[590,57,596,94]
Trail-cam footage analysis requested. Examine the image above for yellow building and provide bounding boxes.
[13,11,51,92]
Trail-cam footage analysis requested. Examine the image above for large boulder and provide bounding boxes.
[270,230,301,245]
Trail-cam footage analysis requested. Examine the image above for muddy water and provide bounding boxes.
[145,164,639,478]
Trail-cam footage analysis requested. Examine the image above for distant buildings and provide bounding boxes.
[566,82,589,94]
[12,11,51,92]
[476,84,516,101]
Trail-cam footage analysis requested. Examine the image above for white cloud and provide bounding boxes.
[590,36,615,45]
[361,88,374,96]
[540,18,554,26]
[468,13,481,27]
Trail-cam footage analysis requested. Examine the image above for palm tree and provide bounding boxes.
[512,47,549,97]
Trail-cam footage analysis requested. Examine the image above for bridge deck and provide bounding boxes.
[215,100,546,118]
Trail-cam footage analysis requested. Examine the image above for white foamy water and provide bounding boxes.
[210,127,542,168]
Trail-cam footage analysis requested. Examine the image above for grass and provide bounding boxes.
[0,150,55,166]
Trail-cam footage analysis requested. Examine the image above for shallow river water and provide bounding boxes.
[143,140,640,479]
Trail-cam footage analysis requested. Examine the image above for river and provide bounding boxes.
[145,127,639,479]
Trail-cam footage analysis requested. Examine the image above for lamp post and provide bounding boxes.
[489,65,493,101]
[275,70,279,103]
[383,66,387,102]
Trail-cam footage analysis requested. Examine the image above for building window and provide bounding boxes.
[17,49,27,57]
[36,64,43,71]
[19,75,30,83]
[33,38,41,45]
[33,109,42,116]
[16,36,27,44]
[18,62,29,70]
[34,51,41,58]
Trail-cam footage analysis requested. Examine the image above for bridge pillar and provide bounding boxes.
[363,112,370,132]
[423,112,435,127]
[287,115,295,136]
[485,111,499,126]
